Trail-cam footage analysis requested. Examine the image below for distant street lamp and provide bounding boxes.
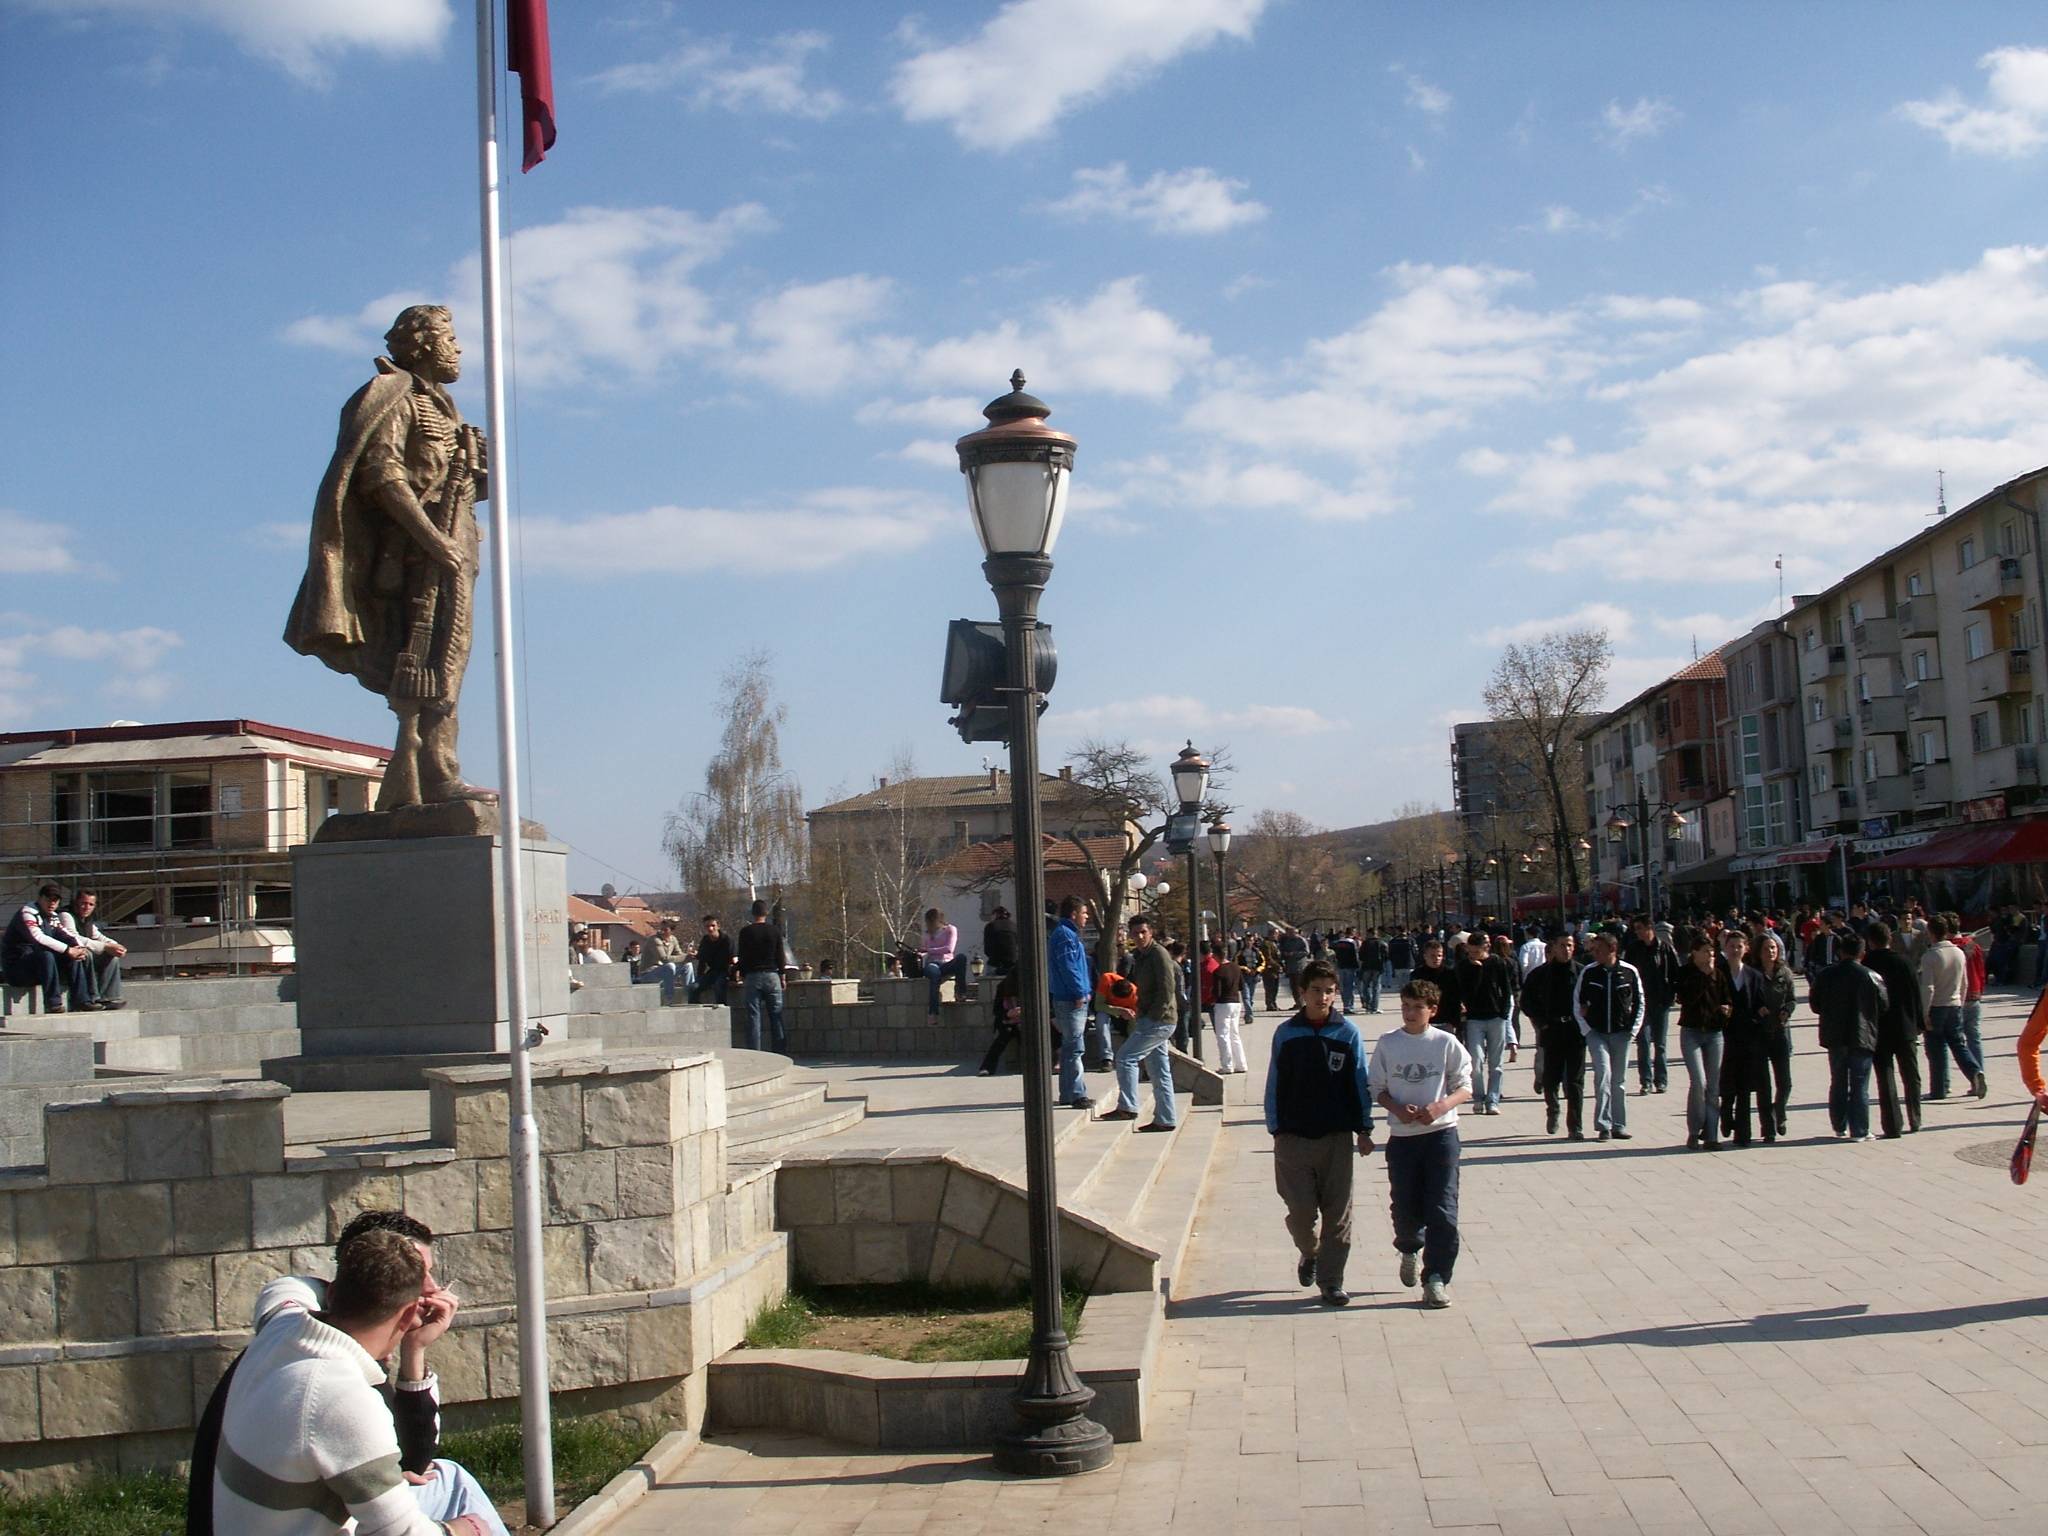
[955,371,1111,1476]
[1166,742,1210,1057]
[1207,819,1232,947]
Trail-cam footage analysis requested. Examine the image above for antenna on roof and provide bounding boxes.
[1934,468,1948,521]
[1774,553,1784,617]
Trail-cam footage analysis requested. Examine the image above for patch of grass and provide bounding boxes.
[0,1469,187,1536]
[745,1289,821,1349]
[747,1278,1086,1364]
[439,1414,658,1509]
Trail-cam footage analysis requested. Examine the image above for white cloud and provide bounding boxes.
[1223,273,1272,300]
[0,511,82,575]
[914,277,1211,399]
[1598,294,1704,325]
[591,29,844,118]
[854,395,983,431]
[731,275,904,396]
[1046,164,1267,236]
[520,489,956,575]
[1532,185,1672,239]
[890,0,1269,151]
[1391,66,1450,117]
[1900,46,2048,158]
[0,622,184,725]
[1480,604,1636,646]
[285,204,776,383]
[1052,693,1335,739]
[20,0,452,83]
[1602,96,1676,148]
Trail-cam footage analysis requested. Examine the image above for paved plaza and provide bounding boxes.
[606,988,2048,1536]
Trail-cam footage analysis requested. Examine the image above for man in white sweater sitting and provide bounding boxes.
[214,1228,495,1535]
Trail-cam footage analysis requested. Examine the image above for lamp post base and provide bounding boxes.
[994,1407,1116,1477]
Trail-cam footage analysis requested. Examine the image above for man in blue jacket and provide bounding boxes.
[1047,896,1096,1110]
[1264,958,1375,1306]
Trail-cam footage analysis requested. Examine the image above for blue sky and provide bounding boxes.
[5,1,2048,891]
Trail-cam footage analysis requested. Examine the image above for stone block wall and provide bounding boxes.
[772,1149,1156,1296]
[781,992,991,1061]
[0,1053,786,1493]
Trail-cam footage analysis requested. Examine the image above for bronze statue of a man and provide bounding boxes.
[285,305,493,811]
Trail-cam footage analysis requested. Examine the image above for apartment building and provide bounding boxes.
[1580,652,1730,909]
[1786,467,2046,852]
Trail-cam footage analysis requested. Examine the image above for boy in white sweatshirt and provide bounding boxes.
[214,1229,493,1536]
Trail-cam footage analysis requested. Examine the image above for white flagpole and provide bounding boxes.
[474,0,554,1523]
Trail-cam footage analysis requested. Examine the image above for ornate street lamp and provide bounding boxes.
[1207,819,1232,946]
[955,372,1111,1476]
[1166,741,1211,1056]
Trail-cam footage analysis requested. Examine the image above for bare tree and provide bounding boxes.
[663,651,806,905]
[1053,738,1233,973]
[1233,809,1356,929]
[1482,628,1611,895]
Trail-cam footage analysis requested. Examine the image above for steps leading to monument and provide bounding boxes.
[726,1085,867,1161]
[103,1027,301,1074]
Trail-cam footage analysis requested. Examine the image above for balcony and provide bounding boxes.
[1898,593,1940,637]
[1803,715,1852,759]
[1960,555,2026,610]
[1862,774,1914,816]
[1809,785,1860,825]
[1911,760,1953,804]
[1965,647,2033,702]
[1905,675,1948,719]
[1799,643,1848,686]
[1856,695,1907,735]
[1978,743,2041,793]
[1851,616,1900,656]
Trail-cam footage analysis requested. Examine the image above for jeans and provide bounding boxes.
[1338,967,1360,1012]
[1760,1026,1793,1133]
[2,947,65,1010]
[1385,1126,1461,1283]
[1360,969,1382,1014]
[1585,1030,1631,1132]
[1113,1015,1178,1126]
[634,960,682,1004]
[1054,999,1090,1103]
[1963,999,1984,1070]
[1389,967,1412,996]
[742,971,785,1053]
[1464,1017,1508,1109]
[1828,1046,1875,1138]
[923,955,967,1013]
[1924,1005,1982,1096]
[691,974,729,1007]
[413,1459,511,1535]
[1636,1003,1671,1089]
[1680,1026,1724,1141]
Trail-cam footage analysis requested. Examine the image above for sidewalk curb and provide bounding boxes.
[548,1427,700,1535]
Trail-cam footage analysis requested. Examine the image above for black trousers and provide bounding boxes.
[1874,1028,1922,1135]
[1385,1127,1461,1283]
[1758,1027,1793,1133]
[1538,1025,1584,1135]
[1720,1029,1771,1144]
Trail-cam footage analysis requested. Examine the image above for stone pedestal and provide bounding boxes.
[289,834,570,1057]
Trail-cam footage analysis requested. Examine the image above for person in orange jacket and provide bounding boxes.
[2021,986,2048,1110]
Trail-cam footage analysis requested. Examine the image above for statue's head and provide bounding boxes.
[385,305,460,383]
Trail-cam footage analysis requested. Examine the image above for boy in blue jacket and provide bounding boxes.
[1264,958,1375,1306]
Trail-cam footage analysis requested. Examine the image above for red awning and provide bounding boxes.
[1861,818,2048,870]
[1511,884,1629,916]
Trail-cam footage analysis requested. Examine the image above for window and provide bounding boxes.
[1741,715,1761,779]
[165,770,211,849]
[1804,626,1819,652]
[1857,672,1872,703]
[1960,536,1977,570]
[1972,712,1994,753]
[253,884,293,921]
[1760,647,1776,698]
[1912,650,1930,682]
[1744,784,1766,848]
[1918,730,1938,766]
[1810,762,1831,793]
[2002,521,2018,556]
[50,773,83,853]
[1765,780,1789,845]
[1832,618,1845,646]
[1965,621,1989,661]
[1849,600,1864,626]
[2021,704,2037,745]
[169,885,222,923]
[91,771,155,850]
[1908,571,1924,597]
[1744,658,1757,701]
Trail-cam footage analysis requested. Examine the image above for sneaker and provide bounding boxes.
[1096,1107,1137,1122]
[1973,1072,1989,1100]
[1856,1133,1879,1143]
[1612,1129,1633,1140]
[1422,1274,1451,1309]
[1655,1083,1669,1094]
[1319,1287,1351,1307]
[1596,1129,1611,1142]
[975,1068,992,1077]
[1399,1250,1420,1288]
[1546,1109,1560,1135]
[1298,1251,1317,1287]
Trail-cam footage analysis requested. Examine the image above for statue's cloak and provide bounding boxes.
[283,359,415,690]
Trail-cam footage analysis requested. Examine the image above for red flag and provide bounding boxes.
[507,0,556,172]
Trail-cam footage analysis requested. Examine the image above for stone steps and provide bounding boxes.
[1127,1105,1224,1298]
[727,1095,867,1161]
[103,1027,302,1073]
